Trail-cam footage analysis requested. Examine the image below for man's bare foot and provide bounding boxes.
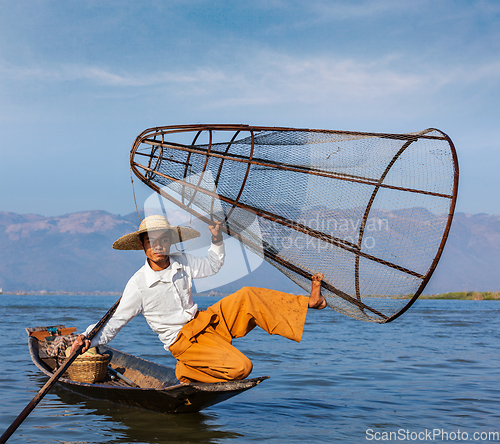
[308,273,327,309]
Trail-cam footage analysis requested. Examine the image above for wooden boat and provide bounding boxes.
[27,325,268,413]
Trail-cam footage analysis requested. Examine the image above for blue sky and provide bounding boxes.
[1,0,499,216]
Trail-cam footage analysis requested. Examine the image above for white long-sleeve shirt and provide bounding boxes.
[83,242,225,350]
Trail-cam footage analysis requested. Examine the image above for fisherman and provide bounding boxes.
[72,215,326,383]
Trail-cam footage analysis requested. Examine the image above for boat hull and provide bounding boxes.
[27,326,268,413]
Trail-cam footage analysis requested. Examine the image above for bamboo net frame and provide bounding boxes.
[129,124,459,323]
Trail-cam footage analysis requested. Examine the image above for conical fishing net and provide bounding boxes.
[130,124,459,323]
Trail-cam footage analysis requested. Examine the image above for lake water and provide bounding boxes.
[0,295,499,443]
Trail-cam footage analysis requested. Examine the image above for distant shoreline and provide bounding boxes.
[0,291,122,296]
[398,291,500,300]
[0,290,230,297]
[1,290,499,300]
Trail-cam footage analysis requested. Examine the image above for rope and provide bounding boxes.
[130,168,142,222]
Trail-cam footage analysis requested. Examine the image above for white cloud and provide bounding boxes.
[1,49,499,112]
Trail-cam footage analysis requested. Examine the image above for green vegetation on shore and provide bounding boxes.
[414,291,500,300]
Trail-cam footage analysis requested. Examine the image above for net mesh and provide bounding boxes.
[130,125,458,323]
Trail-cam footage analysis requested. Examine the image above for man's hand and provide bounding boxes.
[209,220,223,244]
[70,334,91,355]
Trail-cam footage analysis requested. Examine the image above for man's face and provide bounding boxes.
[142,231,172,269]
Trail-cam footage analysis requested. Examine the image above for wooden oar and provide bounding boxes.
[0,298,122,444]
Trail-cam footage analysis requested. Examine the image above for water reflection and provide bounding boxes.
[3,297,500,443]
[50,384,242,444]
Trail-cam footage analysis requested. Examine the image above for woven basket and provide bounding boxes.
[64,354,110,383]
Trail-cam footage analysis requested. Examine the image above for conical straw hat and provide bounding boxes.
[113,215,200,250]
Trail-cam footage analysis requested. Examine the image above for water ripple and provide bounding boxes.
[1,296,500,443]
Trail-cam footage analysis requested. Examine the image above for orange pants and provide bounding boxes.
[169,287,309,383]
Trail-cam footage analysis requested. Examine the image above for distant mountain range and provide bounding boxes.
[0,211,143,293]
[424,212,500,293]
[0,210,498,294]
